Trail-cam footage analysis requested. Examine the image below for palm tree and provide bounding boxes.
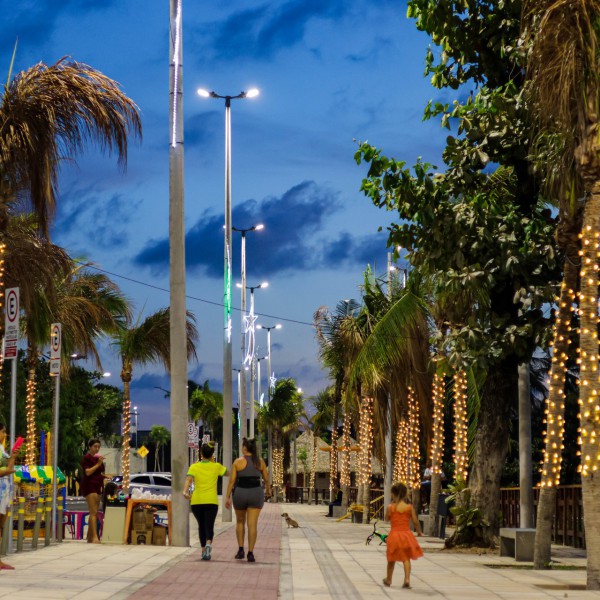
[522,1,600,581]
[308,389,335,504]
[113,308,198,490]
[190,380,223,440]
[149,425,171,472]
[21,258,130,463]
[0,57,142,317]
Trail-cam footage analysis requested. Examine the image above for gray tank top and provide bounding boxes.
[238,456,262,479]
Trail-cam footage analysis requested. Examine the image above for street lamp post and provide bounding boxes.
[233,224,264,447]
[384,253,394,517]
[257,323,282,493]
[131,406,140,449]
[237,280,267,441]
[198,87,259,523]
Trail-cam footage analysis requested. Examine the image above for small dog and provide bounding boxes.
[281,512,300,528]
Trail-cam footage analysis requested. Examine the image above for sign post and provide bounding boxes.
[4,288,19,554]
[50,323,61,543]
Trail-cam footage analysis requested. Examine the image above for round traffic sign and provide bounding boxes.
[187,423,196,436]
[51,324,61,353]
[6,289,18,323]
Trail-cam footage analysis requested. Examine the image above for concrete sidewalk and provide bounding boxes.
[0,499,598,599]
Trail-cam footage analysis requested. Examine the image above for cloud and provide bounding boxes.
[53,186,141,250]
[193,0,348,61]
[0,1,117,50]
[135,180,342,276]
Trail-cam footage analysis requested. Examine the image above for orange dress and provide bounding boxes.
[386,504,423,562]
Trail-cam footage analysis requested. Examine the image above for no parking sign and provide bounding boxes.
[49,323,61,375]
[3,288,19,359]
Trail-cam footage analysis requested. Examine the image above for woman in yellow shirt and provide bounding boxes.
[183,442,229,560]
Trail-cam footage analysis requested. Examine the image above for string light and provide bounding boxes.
[273,448,284,490]
[540,277,577,487]
[430,374,445,477]
[453,370,468,481]
[407,386,421,490]
[122,382,131,490]
[394,414,408,483]
[25,372,37,465]
[577,226,600,477]
[340,411,351,487]
[309,432,318,492]
[0,243,6,376]
[358,396,374,486]
[329,418,339,492]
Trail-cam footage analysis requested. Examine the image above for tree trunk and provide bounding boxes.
[309,434,317,504]
[518,361,534,529]
[454,362,517,546]
[534,257,578,567]
[329,400,339,502]
[25,346,38,466]
[578,184,600,589]
[121,364,132,491]
[427,472,442,537]
[291,431,297,487]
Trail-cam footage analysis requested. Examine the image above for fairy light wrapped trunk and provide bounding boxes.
[309,431,318,504]
[406,386,421,494]
[534,263,578,568]
[427,373,445,536]
[358,396,374,522]
[577,219,600,589]
[453,370,468,482]
[340,411,351,510]
[25,363,38,465]
[329,419,339,498]
[393,415,408,483]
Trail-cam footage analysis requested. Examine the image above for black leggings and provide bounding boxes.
[191,503,219,547]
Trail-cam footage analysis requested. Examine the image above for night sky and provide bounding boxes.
[1,1,446,428]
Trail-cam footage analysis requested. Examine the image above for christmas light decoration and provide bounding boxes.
[273,448,284,490]
[407,386,420,490]
[309,433,318,491]
[453,370,468,481]
[394,415,408,483]
[329,418,339,492]
[358,396,374,486]
[25,372,37,465]
[577,225,600,478]
[122,390,131,490]
[540,274,577,487]
[430,374,445,476]
[340,412,351,486]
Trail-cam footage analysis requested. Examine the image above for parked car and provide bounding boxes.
[111,472,172,496]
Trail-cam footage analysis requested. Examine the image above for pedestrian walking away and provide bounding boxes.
[184,441,229,560]
[382,481,423,589]
[225,437,271,563]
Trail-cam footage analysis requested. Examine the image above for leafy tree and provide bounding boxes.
[149,425,171,472]
[189,380,223,440]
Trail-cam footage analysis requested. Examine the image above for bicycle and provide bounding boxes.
[365,521,389,545]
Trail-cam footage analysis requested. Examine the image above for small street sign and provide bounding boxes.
[50,323,62,375]
[137,445,149,458]
[4,288,19,360]
[187,422,199,449]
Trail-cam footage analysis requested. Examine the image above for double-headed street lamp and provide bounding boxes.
[233,222,264,444]
[198,87,259,522]
[237,281,268,440]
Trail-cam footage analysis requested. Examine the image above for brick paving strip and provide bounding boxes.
[126,502,281,600]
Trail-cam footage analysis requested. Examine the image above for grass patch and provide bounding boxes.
[485,564,585,571]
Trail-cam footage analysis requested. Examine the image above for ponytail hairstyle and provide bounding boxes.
[242,437,260,469]
[201,441,215,459]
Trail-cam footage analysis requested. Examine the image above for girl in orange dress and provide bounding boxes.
[383,482,423,589]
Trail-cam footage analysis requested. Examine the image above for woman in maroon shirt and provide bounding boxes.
[81,439,107,543]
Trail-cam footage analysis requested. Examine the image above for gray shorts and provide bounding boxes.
[232,486,264,510]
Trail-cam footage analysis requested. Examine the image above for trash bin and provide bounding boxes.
[437,494,450,539]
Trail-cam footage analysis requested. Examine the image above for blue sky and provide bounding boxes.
[2,0,445,428]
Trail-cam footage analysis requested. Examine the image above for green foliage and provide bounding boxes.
[190,380,223,435]
[446,477,488,535]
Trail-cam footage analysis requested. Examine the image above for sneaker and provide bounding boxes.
[235,548,245,560]
[247,551,255,563]
[201,548,208,561]
[205,544,212,561]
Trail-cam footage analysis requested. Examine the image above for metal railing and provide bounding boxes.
[500,485,585,549]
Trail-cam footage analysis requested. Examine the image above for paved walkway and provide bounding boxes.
[0,500,598,599]
[127,503,281,600]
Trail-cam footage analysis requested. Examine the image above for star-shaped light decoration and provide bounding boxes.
[243,311,258,366]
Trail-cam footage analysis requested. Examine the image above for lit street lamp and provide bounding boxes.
[198,86,259,522]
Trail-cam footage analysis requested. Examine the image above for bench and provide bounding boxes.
[332,505,345,518]
[499,528,536,561]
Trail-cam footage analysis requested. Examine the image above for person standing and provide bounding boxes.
[382,482,423,589]
[81,439,108,543]
[0,424,17,569]
[183,442,228,560]
[225,438,271,563]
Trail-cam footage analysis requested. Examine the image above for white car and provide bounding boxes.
[121,472,172,495]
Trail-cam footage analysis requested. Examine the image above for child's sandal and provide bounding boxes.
[382,579,391,587]
[402,582,411,589]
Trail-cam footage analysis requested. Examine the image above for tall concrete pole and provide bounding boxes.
[169,0,190,544]
[518,361,533,528]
